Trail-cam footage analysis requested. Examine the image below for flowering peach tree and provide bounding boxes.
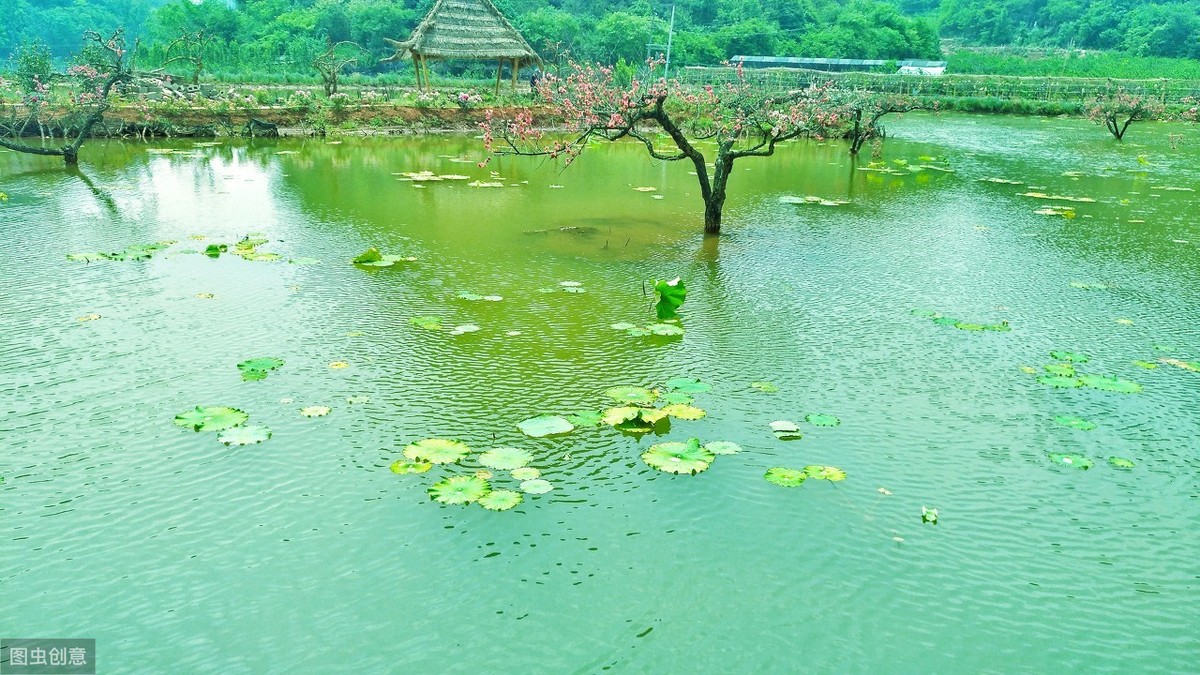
[1086,89,1164,140]
[482,61,849,234]
[843,92,928,155]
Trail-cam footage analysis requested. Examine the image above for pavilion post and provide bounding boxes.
[421,57,432,89]
[412,54,423,90]
[495,59,502,96]
[511,58,519,90]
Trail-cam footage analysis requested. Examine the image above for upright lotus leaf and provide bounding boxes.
[352,247,383,264]
[566,411,604,427]
[1053,415,1096,431]
[764,467,807,487]
[520,479,554,494]
[665,378,712,394]
[662,404,706,420]
[921,506,939,524]
[1050,351,1089,363]
[390,460,432,475]
[641,438,714,475]
[803,465,846,481]
[606,386,657,406]
[216,425,272,446]
[603,407,641,426]
[653,277,687,319]
[478,489,523,511]
[805,413,841,427]
[404,438,471,464]
[704,441,742,455]
[1078,374,1143,393]
[410,316,442,330]
[1048,452,1093,469]
[750,382,780,393]
[203,244,226,258]
[174,406,249,432]
[300,406,331,418]
[1108,457,1135,469]
[658,391,694,405]
[1043,364,1076,377]
[647,323,685,336]
[510,467,541,480]
[770,420,802,440]
[428,475,490,505]
[517,415,574,437]
[478,447,533,470]
[1038,375,1082,388]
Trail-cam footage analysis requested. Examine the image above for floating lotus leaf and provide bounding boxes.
[1132,360,1158,369]
[381,255,416,263]
[647,323,685,336]
[174,406,249,432]
[922,506,939,524]
[1038,375,1082,388]
[237,357,284,381]
[984,322,1012,332]
[195,293,215,299]
[76,313,101,322]
[910,309,939,318]
[659,391,694,405]
[478,489,523,511]
[1152,345,1174,352]
[641,439,714,475]
[955,322,987,331]
[1050,351,1089,363]
[1115,318,1134,326]
[389,460,432,474]
[244,252,281,262]
[520,479,554,494]
[517,415,574,437]
[665,377,711,394]
[359,260,395,267]
[805,413,840,427]
[1078,374,1143,393]
[562,286,586,294]
[1048,453,1093,469]
[803,465,846,481]
[627,327,651,337]
[475,470,493,479]
[1019,366,1038,375]
[655,404,700,421]
[478,447,533,470]
[611,322,637,330]
[352,247,383,264]
[764,467,807,487]
[653,277,686,319]
[216,425,272,446]
[704,441,741,455]
[483,295,503,302]
[510,467,541,480]
[559,281,583,287]
[410,316,442,330]
[404,438,470,464]
[931,317,959,326]
[428,475,490,505]
[770,420,801,433]
[603,407,641,426]
[1069,281,1108,290]
[1161,358,1199,372]
[1043,364,1076,377]
[329,361,349,369]
[289,257,320,265]
[1108,457,1135,469]
[566,411,604,427]
[456,292,484,301]
[67,253,106,262]
[450,324,481,335]
[606,386,657,405]
[300,406,331,417]
[750,381,779,393]
[1053,415,1096,431]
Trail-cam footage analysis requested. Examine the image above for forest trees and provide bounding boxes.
[0,28,132,165]
[482,61,848,235]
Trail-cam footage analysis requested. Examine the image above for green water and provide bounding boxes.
[2,114,1198,672]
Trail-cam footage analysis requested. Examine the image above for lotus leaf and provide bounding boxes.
[479,489,523,511]
[1038,375,1082,388]
[475,470,493,480]
[478,447,533,470]
[1048,452,1093,469]
[665,377,711,394]
[217,425,272,446]
[931,317,959,326]
[289,257,320,265]
[566,411,604,427]
[1019,366,1038,375]
[606,386,657,405]
[404,438,470,464]
[1108,457,1135,469]
[457,292,485,301]
[704,441,741,455]
[662,404,706,420]
[750,382,780,393]
[390,460,432,474]
[483,295,503,302]
[803,465,846,481]
[805,413,840,427]
[1050,351,1089,363]
[770,420,801,434]
[510,467,541,480]
[1078,374,1143,393]
[517,415,574,437]
[627,327,651,337]
[195,293,215,299]
[381,255,416,263]
[559,281,583,287]
[647,323,685,336]
[520,479,554,494]
[1132,360,1158,369]
[1043,364,1076,377]
[450,324,481,335]
[244,252,281,262]
[910,309,939,318]
[611,322,637,330]
[562,286,586,294]
[359,260,395,267]
[352,247,383,264]
[329,361,349,369]
[428,475,490,505]
[955,322,987,331]
[1115,319,1134,326]
[67,253,105,262]
[922,506,939,524]
[1161,358,1199,372]
[653,277,687,319]
[410,316,442,330]
[76,314,101,322]
[764,467,807,487]
[659,391,694,405]
[300,406,331,417]
[603,407,642,425]
[237,357,284,381]
[174,406,249,432]
[1054,415,1096,431]
[641,439,714,475]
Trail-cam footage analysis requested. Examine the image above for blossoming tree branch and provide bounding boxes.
[481,61,849,234]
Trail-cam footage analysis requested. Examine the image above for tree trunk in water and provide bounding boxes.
[703,163,729,235]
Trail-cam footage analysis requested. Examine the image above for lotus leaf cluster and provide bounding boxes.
[611,320,686,338]
[352,247,417,267]
[764,464,847,487]
[174,405,271,449]
[1048,452,1094,469]
[68,241,172,263]
[237,357,284,381]
[913,309,1010,332]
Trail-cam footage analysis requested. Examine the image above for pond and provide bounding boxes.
[2,113,1198,672]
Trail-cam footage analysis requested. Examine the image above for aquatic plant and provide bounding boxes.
[404,438,470,464]
[653,277,687,319]
[478,489,523,511]
[174,405,249,432]
[641,438,714,475]
[428,475,490,504]
[1048,452,1093,469]
[478,447,533,470]
[1053,415,1096,431]
[237,357,284,381]
[764,467,807,487]
[390,460,432,474]
[770,420,802,440]
[517,415,574,437]
[520,478,554,494]
[217,425,272,446]
[805,413,840,427]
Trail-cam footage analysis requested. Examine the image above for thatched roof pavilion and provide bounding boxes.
[383,0,540,93]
